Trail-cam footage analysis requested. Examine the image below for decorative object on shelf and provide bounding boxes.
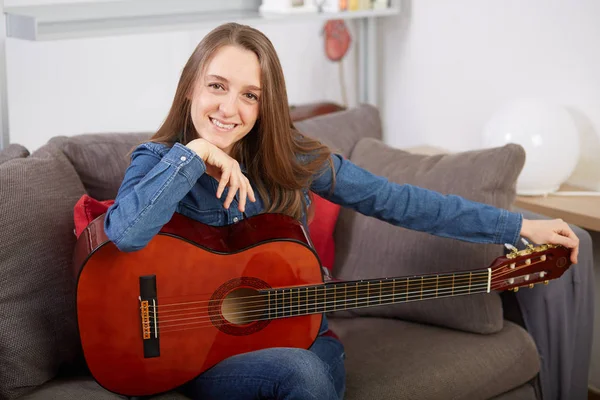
[259,0,318,14]
[481,98,581,196]
[315,0,346,12]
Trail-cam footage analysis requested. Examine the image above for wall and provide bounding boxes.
[4,0,358,151]
[379,0,600,190]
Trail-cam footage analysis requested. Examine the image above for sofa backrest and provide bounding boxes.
[48,104,382,200]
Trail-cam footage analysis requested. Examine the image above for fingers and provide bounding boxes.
[205,145,256,212]
[223,166,240,210]
[546,220,579,264]
[218,163,255,212]
[558,223,579,264]
[216,166,231,200]
[238,177,248,212]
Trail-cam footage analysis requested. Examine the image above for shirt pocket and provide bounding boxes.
[177,202,224,226]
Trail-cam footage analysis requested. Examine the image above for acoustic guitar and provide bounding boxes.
[74,212,572,397]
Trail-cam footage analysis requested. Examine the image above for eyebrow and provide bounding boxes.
[206,74,262,92]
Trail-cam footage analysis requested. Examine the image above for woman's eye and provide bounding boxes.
[208,83,224,90]
[245,93,258,101]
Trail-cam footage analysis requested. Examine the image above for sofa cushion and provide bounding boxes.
[0,143,29,164]
[327,317,539,400]
[0,145,87,399]
[49,132,151,200]
[331,138,525,333]
[19,376,190,400]
[295,104,382,158]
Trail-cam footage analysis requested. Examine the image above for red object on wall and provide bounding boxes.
[323,19,352,62]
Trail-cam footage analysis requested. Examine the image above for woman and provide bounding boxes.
[104,22,579,400]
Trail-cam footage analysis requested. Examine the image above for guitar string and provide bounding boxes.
[155,285,492,332]
[147,285,492,333]
[146,264,539,313]
[153,281,492,324]
[148,278,518,332]
[145,260,548,310]
[151,277,491,319]
[146,272,491,309]
[147,282,491,329]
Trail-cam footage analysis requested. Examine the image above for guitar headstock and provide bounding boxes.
[489,243,572,292]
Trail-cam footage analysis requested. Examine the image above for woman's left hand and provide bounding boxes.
[520,218,579,264]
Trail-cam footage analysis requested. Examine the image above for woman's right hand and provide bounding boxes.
[186,138,256,212]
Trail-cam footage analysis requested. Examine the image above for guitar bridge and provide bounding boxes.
[139,275,160,358]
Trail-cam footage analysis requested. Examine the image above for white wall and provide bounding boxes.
[4,0,358,151]
[380,0,600,190]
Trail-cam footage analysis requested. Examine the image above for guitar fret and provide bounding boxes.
[265,271,491,320]
[468,272,472,294]
[334,285,337,312]
[344,284,347,310]
[306,287,309,315]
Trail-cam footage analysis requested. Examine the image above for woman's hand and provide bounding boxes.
[520,218,579,264]
[186,138,256,212]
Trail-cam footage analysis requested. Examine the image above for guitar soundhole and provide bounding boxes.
[210,277,271,336]
[222,288,267,325]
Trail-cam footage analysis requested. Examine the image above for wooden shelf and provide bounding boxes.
[514,184,600,232]
[4,0,400,41]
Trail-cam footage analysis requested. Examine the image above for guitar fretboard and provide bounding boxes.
[263,270,490,319]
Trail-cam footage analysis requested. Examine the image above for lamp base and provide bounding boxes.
[516,185,561,196]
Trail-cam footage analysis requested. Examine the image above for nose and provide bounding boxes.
[218,93,237,117]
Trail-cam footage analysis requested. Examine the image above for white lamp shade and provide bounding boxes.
[482,99,580,196]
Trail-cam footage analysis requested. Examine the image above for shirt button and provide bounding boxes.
[180,156,187,161]
[233,217,239,223]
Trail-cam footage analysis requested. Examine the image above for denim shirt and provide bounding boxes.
[104,141,523,336]
[105,141,522,253]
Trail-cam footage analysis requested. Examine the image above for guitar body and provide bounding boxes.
[74,213,324,397]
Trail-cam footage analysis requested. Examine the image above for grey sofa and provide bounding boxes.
[0,105,593,400]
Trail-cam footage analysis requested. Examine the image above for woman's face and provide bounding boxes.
[190,45,261,156]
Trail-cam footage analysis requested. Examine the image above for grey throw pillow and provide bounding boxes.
[330,138,525,334]
[0,145,86,399]
[0,143,29,164]
[50,132,151,200]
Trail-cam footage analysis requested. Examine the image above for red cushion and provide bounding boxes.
[74,194,341,273]
[73,195,113,238]
[307,194,341,273]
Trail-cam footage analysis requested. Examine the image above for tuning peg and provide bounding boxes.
[504,243,518,252]
[529,284,534,288]
[521,238,536,250]
[544,280,549,285]
[512,287,519,292]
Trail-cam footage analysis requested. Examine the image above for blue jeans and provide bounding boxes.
[181,335,346,400]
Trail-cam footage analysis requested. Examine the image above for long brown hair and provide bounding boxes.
[151,22,333,221]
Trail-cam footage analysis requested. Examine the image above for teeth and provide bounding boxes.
[211,118,235,130]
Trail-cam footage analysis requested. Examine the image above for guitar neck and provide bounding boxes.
[262,269,491,319]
